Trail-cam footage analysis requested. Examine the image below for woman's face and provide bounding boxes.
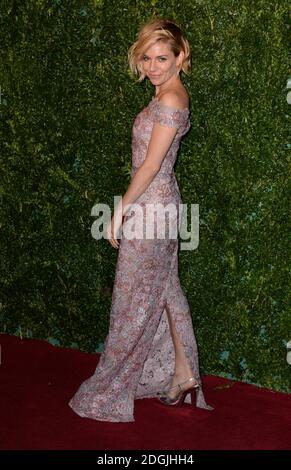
[141,41,183,84]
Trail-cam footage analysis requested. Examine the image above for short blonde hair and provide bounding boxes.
[128,17,191,82]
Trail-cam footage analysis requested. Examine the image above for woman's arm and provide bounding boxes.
[120,115,181,211]
[107,93,184,248]
[107,122,179,248]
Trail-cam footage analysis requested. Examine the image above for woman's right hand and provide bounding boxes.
[106,214,122,249]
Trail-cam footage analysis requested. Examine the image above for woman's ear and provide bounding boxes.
[176,50,185,75]
[178,50,185,68]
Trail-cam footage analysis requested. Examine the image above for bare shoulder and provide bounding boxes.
[158,90,189,110]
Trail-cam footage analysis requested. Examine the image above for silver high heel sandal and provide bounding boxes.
[157,377,199,407]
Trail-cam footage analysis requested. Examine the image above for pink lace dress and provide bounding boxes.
[68,96,213,422]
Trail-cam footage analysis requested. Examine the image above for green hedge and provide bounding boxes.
[0,0,290,392]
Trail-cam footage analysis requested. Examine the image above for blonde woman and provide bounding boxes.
[69,17,213,422]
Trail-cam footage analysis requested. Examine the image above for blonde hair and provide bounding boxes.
[128,17,191,82]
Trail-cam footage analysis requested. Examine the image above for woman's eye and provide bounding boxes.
[143,57,166,61]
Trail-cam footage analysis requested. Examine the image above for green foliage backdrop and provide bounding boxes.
[0,0,290,391]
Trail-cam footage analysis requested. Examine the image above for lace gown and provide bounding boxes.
[68,96,213,422]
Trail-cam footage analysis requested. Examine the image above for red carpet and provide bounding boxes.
[0,333,290,450]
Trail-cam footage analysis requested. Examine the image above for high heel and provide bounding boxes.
[157,376,199,407]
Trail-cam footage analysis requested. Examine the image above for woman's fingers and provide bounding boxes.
[111,238,119,249]
[108,235,119,249]
[106,221,120,249]
[113,239,119,249]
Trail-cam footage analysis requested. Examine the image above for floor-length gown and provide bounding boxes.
[68,96,213,422]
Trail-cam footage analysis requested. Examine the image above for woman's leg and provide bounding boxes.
[164,304,198,398]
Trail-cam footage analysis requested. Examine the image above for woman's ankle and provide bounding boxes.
[172,371,194,383]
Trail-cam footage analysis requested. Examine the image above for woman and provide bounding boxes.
[68,17,213,422]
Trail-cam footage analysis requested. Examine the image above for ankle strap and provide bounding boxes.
[168,377,196,391]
